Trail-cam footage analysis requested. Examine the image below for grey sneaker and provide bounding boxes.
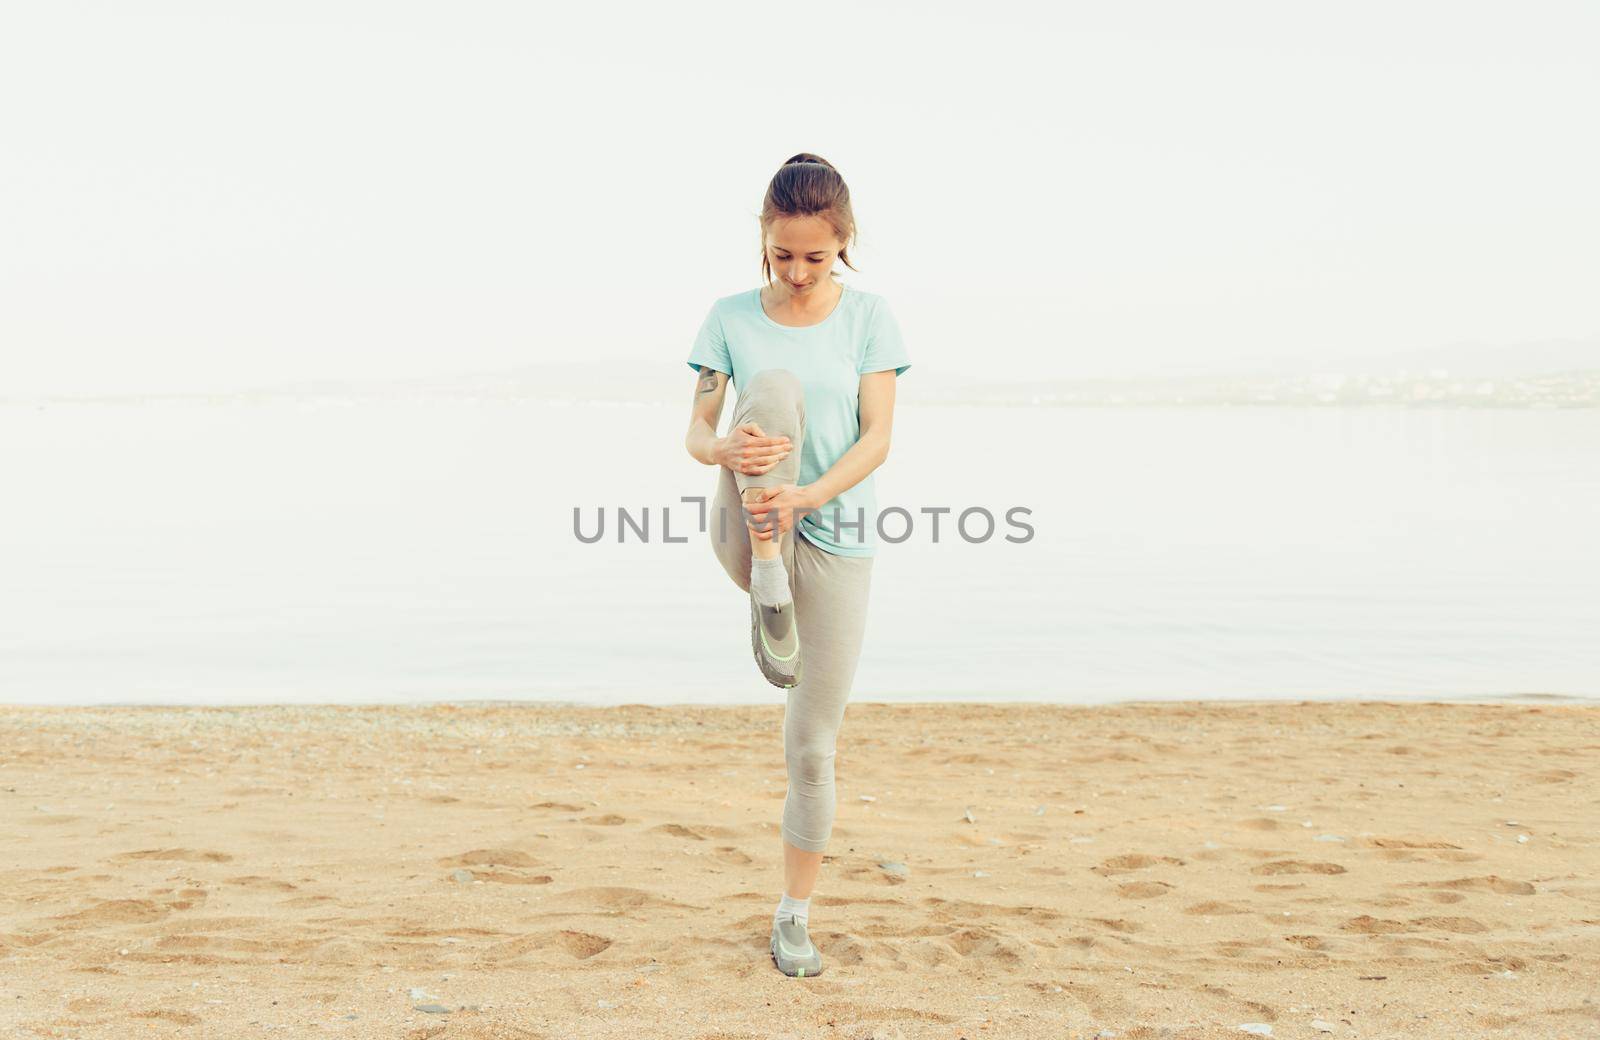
[750,590,802,688]
[770,913,823,977]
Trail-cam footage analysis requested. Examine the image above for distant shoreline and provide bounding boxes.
[8,360,1600,411]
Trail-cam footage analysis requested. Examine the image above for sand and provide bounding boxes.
[1,699,1596,1039]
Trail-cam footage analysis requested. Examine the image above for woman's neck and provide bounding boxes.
[763,278,842,322]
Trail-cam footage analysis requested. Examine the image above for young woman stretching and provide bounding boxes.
[683,153,911,977]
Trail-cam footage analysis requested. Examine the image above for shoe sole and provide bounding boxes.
[750,595,801,689]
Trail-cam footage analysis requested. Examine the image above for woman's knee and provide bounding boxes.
[745,368,802,396]
[786,741,837,783]
[736,369,804,424]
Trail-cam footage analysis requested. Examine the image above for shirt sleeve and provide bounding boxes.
[859,296,911,377]
[685,302,733,377]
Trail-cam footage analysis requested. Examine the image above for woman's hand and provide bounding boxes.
[714,422,793,475]
[743,484,816,541]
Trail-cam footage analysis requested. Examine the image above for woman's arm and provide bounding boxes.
[685,366,794,472]
[800,369,898,509]
[685,365,730,465]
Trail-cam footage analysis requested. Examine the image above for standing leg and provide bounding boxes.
[779,534,874,896]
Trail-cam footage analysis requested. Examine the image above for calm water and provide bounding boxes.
[2,400,1597,706]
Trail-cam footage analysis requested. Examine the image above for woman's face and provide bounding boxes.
[765,215,842,296]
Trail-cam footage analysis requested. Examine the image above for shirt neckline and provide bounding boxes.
[754,282,849,331]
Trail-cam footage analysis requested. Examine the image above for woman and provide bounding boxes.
[682,153,911,978]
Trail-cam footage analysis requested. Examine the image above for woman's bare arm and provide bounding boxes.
[800,369,897,508]
[686,367,796,476]
[684,365,730,465]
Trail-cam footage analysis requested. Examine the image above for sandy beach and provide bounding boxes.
[1,699,1595,1039]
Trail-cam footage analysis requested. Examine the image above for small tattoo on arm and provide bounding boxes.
[696,366,719,394]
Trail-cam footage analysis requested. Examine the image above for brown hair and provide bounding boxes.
[759,152,859,287]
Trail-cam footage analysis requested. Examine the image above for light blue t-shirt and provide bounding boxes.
[686,283,911,558]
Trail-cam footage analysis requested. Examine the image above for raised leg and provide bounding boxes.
[710,369,807,590]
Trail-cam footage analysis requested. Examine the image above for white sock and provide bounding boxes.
[775,892,810,926]
[750,554,791,607]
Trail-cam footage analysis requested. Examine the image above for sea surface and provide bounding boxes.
[3,399,1597,706]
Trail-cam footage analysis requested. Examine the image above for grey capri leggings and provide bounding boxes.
[710,368,874,853]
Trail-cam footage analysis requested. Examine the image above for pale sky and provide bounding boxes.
[3,0,1595,396]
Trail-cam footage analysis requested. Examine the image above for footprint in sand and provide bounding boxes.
[1341,914,1488,935]
[546,886,702,913]
[1368,839,1482,866]
[66,997,113,1014]
[1410,915,1490,933]
[713,846,752,865]
[1250,860,1347,875]
[839,862,906,886]
[816,1001,957,1027]
[1239,817,1284,830]
[944,923,1034,964]
[108,848,234,863]
[558,930,613,958]
[49,898,172,927]
[1115,881,1173,899]
[438,849,550,885]
[438,848,539,869]
[1093,853,1185,875]
[150,886,209,911]
[1184,900,1251,915]
[480,930,614,963]
[1212,937,1282,961]
[1087,917,1143,933]
[1196,983,1279,1024]
[223,876,297,891]
[1342,915,1410,934]
[446,869,552,886]
[1415,874,1536,895]
[1365,837,1462,849]
[651,823,707,841]
[129,1009,202,1027]
[918,896,1062,925]
[1452,954,1531,974]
